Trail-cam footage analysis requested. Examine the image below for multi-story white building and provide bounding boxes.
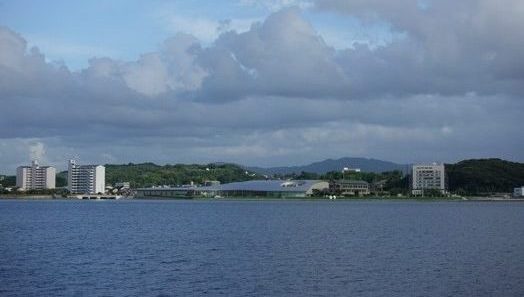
[411,163,446,195]
[68,160,105,194]
[16,160,56,190]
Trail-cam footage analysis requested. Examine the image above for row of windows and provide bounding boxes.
[336,185,369,189]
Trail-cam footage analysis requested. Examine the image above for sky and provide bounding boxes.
[0,0,523,173]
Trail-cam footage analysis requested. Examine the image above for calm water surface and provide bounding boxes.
[1,199,523,296]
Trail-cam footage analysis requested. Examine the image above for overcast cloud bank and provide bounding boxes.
[0,1,523,173]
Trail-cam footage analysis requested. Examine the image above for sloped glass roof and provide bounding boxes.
[203,180,322,192]
[138,180,326,193]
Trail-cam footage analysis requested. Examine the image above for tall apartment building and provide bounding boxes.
[411,163,445,195]
[16,160,56,190]
[68,160,105,194]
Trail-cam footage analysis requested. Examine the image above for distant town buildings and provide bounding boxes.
[411,163,445,195]
[514,187,524,197]
[16,160,56,190]
[7,158,520,199]
[68,160,105,194]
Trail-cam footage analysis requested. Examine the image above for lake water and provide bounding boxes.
[1,199,523,296]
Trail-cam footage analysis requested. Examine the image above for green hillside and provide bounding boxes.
[0,175,16,187]
[101,162,261,188]
[446,159,524,194]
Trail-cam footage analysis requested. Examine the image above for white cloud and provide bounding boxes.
[122,53,170,96]
[84,33,207,97]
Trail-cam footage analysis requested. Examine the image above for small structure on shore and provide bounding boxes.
[513,186,524,198]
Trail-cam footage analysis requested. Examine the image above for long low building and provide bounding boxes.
[329,180,370,196]
[135,180,329,199]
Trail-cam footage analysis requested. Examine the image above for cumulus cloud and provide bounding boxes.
[314,0,524,96]
[83,33,206,96]
[0,2,523,172]
[195,8,347,101]
[160,4,524,100]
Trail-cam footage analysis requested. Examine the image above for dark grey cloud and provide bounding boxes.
[0,1,523,173]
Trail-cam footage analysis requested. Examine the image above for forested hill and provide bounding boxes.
[102,163,261,188]
[248,157,407,175]
[446,159,524,194]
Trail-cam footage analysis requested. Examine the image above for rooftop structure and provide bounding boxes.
[68,160,105,194]
[343,167,361,173]
[135,180,329,199]
[411,163,445,195]
[16,160,56,190]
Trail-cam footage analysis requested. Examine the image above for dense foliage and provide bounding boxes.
[446,159,524,195]
[0,175,16,187]
[102,163,262,188]
[54,172,67,187]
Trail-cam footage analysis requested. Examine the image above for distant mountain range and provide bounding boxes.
[247,157,408,175]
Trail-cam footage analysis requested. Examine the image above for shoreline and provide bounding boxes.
[0,195,60,200]
[2,195,524,202]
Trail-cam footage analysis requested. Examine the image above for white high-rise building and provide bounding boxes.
[16,160,56,190]
[411,163,446,195]
[68,160,105,194]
